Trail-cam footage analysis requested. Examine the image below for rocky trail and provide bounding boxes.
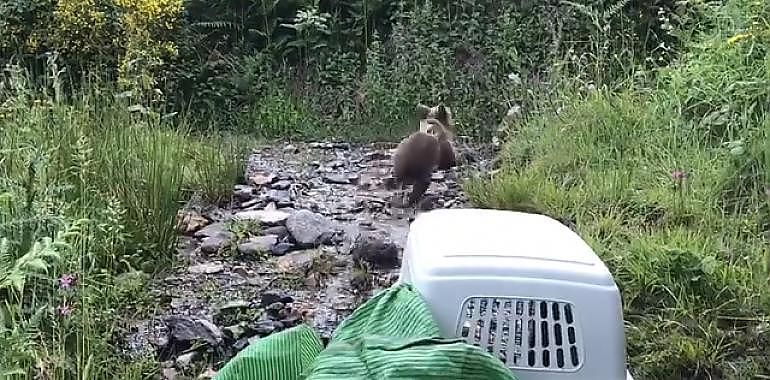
[124,139,496,378]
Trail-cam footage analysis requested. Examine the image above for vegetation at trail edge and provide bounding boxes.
[466,0,770,378]
[2,0,769,378]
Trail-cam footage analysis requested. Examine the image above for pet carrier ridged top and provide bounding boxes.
[397,208,634,380]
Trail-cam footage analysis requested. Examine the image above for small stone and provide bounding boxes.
[240,198,261,209]
[283,144,298,153]
[264,190,292,206]
[218,300,251,312]
[194,222,231,239]
[262,226,289,239]
[252,320,284,336]
[175,351,198,369]
[162,368,177,380]
[260,292,293,307]
[333,142,351,150]
[233,185,257,200]
[250,173,277,186]
[176,211,209,235]
[286,210,337,248]
[280,309,304,328]
[188,262,224,274]
[267,302,284,311]
[233,210,290,226]
[165,316,223,347]
[238,235,278,255]
[364,151,391,161]
[347,173,360,185]
[431,172,445,181]
[323,174,350,184]
[198,368,217,379]
[326,160,344,168]
[223,324,247,340]
[271,242,295,256]
[271,180,292,190]
[275,250,321,272]
[233,337,251,351]
[200,235,231,254]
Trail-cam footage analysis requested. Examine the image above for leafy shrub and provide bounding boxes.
[50,0,121,70]
[0,64,244,378]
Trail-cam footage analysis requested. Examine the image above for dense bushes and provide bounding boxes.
[2,0,702,139]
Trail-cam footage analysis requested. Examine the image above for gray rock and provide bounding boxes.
[165,316,223,347]
[198,368,217,379]
[240,198,261,209]
[271,180,292,190]
[264,190,292,206]
[323,174,350,184]
[253,320,284,336]
[350,231,401,269]
[237,235,278,255]
[364,151,391,161]
[250,173,277,186]
[217,300,251,312]
[233,185,257,200]
[193,222,231,239]
[326,160,344,168]
[271,242,295,256]
[188,262,225,274]
[275,250,321,273]
[223,324,248,340]
[233,210,289,226]
[260,292,294,307]
[162,368,177,380]
[175,351,198,369]
[263,226,289,239]
[286,210,336,248]
[200,235,231,254]
[233,337,251,351]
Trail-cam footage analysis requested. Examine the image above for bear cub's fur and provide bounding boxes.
[391,104,458,207]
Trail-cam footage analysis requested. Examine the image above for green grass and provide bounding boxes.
[465,3,770,376]
[0,67,249,379]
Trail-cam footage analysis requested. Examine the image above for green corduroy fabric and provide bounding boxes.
[214,283,517,380]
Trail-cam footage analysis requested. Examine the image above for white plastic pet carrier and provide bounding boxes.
[397,208,634,380]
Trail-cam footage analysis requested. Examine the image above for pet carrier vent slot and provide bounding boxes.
[457,297,584,372]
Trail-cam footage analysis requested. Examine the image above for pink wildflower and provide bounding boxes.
[58,274,76,290]
[56,303,72,316]
[671,170,687,182]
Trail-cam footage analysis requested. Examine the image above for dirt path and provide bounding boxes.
[125,140,496,377]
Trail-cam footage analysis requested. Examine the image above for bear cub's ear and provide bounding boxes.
[416,103,431,120]
[436,104,448,119]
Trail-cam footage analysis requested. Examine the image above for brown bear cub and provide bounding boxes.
[391,105,457,207]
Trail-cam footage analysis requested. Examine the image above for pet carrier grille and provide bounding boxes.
[457,296,584,372]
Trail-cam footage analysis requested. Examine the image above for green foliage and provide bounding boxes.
[3,0,708,140]
[0,62,245,379]
[467,3,770,375]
